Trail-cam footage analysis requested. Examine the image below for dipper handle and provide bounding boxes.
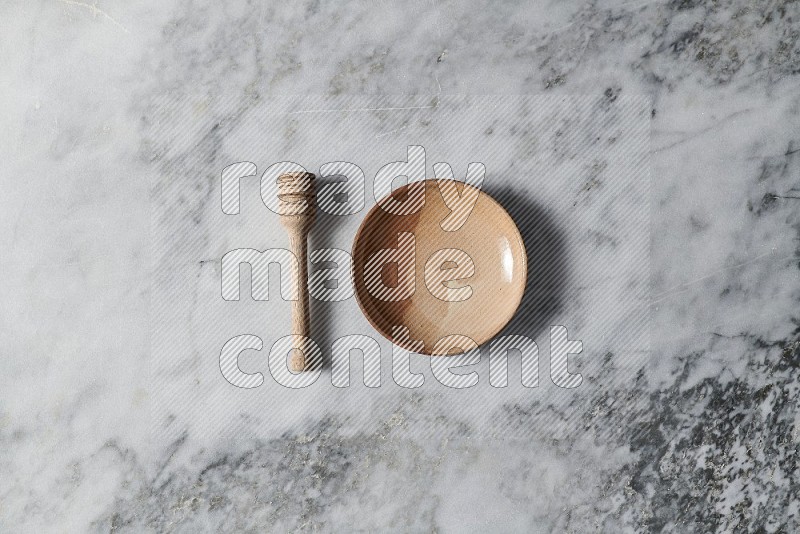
[277,172,316,372]
[286,229,311,371]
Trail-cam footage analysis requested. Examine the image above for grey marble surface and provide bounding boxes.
[1,0,799,532]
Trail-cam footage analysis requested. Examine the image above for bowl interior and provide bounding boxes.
[352,180,527,355]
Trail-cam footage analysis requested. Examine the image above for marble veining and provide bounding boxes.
[1,0,798,532]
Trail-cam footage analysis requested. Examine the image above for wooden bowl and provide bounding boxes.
[352,180,527,355]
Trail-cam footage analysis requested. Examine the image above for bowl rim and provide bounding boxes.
[351,178,528,356]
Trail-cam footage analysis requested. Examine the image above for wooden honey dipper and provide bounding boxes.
[277,171,316,372]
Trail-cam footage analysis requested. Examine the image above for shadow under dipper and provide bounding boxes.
[306,176,351,371]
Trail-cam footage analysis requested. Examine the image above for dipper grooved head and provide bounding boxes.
[277,171,316,218]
